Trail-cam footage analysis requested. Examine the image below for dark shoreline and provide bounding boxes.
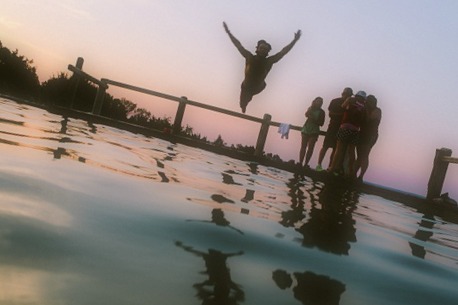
[2,93,457,222]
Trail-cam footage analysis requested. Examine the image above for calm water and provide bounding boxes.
[1,97,457,305]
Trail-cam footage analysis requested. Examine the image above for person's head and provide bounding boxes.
[312,97,323,108]
[342,87,353,99]
[256,40,272,57]
[366,94,377,109]
[355,90,367,103]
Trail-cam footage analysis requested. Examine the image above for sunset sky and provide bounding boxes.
[1,0,457,199]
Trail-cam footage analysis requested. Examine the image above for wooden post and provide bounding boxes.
[92,80,108,115]
[254,113,272,157]
[427,147,452,199]
[172,96,187,135]
[69,57,84,108]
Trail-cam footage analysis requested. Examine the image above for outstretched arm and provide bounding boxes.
[223,22,251,58]
[269,29,302,63]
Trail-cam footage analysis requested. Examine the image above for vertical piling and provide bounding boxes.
[254,113,272,157]
[69,57,84,108]
[92,80,108,115]
[427,147,452,199]
[173,96,188,135]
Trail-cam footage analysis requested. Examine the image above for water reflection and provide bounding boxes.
[303,179,358,255]
[284,175,358,255]
[247,162,259,175]
[281,173,307,227]
[211,194,235,204]
[222,172,242,185]
[241,189,254,203]
[273,269,346,305]
[187,208,244,235]
[2,98,458,304]
[59,117,68,134]
[175,241,245,305]
[410,213,435,259]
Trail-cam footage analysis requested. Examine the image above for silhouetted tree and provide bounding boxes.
[0,41,40,99]
[213,135,225,147]
[129,107,151,125]
[41,73,72,106]
[41,72,98,111]
[71,78,98,111]
[102,97,137,121]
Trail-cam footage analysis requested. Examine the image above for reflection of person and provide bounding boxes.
[272,269,346,305]
[299,97,325,169]
[175,241,244,305]
[328,91,366,177]
[316,87,353,171]
[297,178,358,255]
[223,22,302,113]
[355,94,381,181]
[187,208,244,235]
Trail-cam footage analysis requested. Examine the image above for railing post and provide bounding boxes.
[69,57,84,108]
[254,113,272,157]
[173,96,187,135]
[92,80,108,115]
[427,147,452,199]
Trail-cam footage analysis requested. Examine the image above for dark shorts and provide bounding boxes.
[322,123,340,148]
[301,132,319,142]
[322,133,336,148]
[337,128,359,145]
[241,81,266,96]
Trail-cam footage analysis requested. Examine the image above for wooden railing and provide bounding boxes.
[67,58,323,158]
[427,148,457,199]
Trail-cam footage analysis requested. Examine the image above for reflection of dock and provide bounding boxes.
[427,148,457,199]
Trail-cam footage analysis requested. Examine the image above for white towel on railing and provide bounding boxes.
[278,123,290,139]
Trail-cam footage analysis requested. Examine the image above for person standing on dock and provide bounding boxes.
[316,87,353,171]
[355,94,381,181]
[328,91,366,178]
[299,97,325,169]
[223,22,301,113]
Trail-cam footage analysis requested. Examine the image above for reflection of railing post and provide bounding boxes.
[173,96,187,135]
[427,147,452,199]
[69,57,84,108]
[92,80,108,115]
[255,113,271,157]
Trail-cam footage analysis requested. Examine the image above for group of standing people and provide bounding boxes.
[299,88,382,181]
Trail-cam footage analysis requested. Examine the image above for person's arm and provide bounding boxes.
[269,29,302,63]
[223,22,251,58]
[372,108,382,125]
[341,96,352,109]
[305,106,312,118]
[318,109,325,126]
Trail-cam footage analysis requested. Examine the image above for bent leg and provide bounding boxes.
[346,144,357,178]
[357,145,371,180]
[239,81,266,113]
[329,140,345,173]
[240,86,253,113]
[317,145,327,167]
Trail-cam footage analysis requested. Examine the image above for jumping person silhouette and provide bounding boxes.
[223,22,301,113]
